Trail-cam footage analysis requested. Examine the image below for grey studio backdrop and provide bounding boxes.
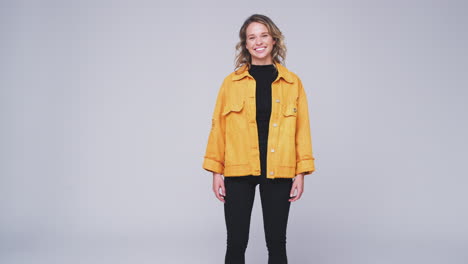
[1,1,467,264]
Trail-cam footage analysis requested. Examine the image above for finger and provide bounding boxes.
[289,190,296,202]
[290,193,300,202]
[221,185,226,197]
[289,187,300,202]
[289,193,296,201]
[216,192,225,202]
[213,187,221,199]
[290,185,296,198]
[217,188,225,203]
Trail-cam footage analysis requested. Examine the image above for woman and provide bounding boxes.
[202,14,316,263]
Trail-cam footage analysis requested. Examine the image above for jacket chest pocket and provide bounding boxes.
[222,100,248,133]
[222,100,245,116]
[280,103,297,137]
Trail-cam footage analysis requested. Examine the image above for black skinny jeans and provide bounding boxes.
[223,144,293,264]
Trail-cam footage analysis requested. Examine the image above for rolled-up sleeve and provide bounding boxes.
[202,78,227,174]
[295,77,316,175]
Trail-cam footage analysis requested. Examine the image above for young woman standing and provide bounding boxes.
[203,14,316,264]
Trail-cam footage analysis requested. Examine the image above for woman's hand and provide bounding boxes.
[212,172,226,203]
[289,173,304,202]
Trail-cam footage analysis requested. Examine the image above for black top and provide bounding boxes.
[248,64,278,175]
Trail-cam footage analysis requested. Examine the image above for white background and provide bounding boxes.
[1,1,467,263]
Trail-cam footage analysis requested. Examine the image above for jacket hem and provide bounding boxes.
[223,164,299,179]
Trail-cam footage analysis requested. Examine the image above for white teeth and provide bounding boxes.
[256,47,265,51]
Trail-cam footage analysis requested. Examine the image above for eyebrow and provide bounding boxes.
[247,32,269,37]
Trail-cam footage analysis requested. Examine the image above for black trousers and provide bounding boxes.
[223,145,293,264]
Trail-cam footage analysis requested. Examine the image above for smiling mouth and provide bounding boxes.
[255,47,266,51]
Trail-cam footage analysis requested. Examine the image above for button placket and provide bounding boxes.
[268,87,281,178]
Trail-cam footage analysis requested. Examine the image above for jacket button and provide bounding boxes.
[273,123,278,127]
[271,149,275,152]
[270,171,274,175]
[276,99,280,103]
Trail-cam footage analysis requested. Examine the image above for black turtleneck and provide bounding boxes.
[248,64,278,175]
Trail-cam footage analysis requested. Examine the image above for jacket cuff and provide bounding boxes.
[296,158,315,176]
[203,157,224,174]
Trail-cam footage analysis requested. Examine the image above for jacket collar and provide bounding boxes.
[231,61,294,83]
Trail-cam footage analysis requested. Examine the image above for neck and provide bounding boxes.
[251,57,273,65]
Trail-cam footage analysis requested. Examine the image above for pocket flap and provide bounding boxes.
[282,104,297,116]
[222,100,245,116]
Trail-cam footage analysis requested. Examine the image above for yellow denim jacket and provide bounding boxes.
[202,61,315,179]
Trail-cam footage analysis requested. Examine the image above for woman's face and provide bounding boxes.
[245,22,276,65]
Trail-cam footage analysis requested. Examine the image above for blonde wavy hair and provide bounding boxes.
[234,14,287,71]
